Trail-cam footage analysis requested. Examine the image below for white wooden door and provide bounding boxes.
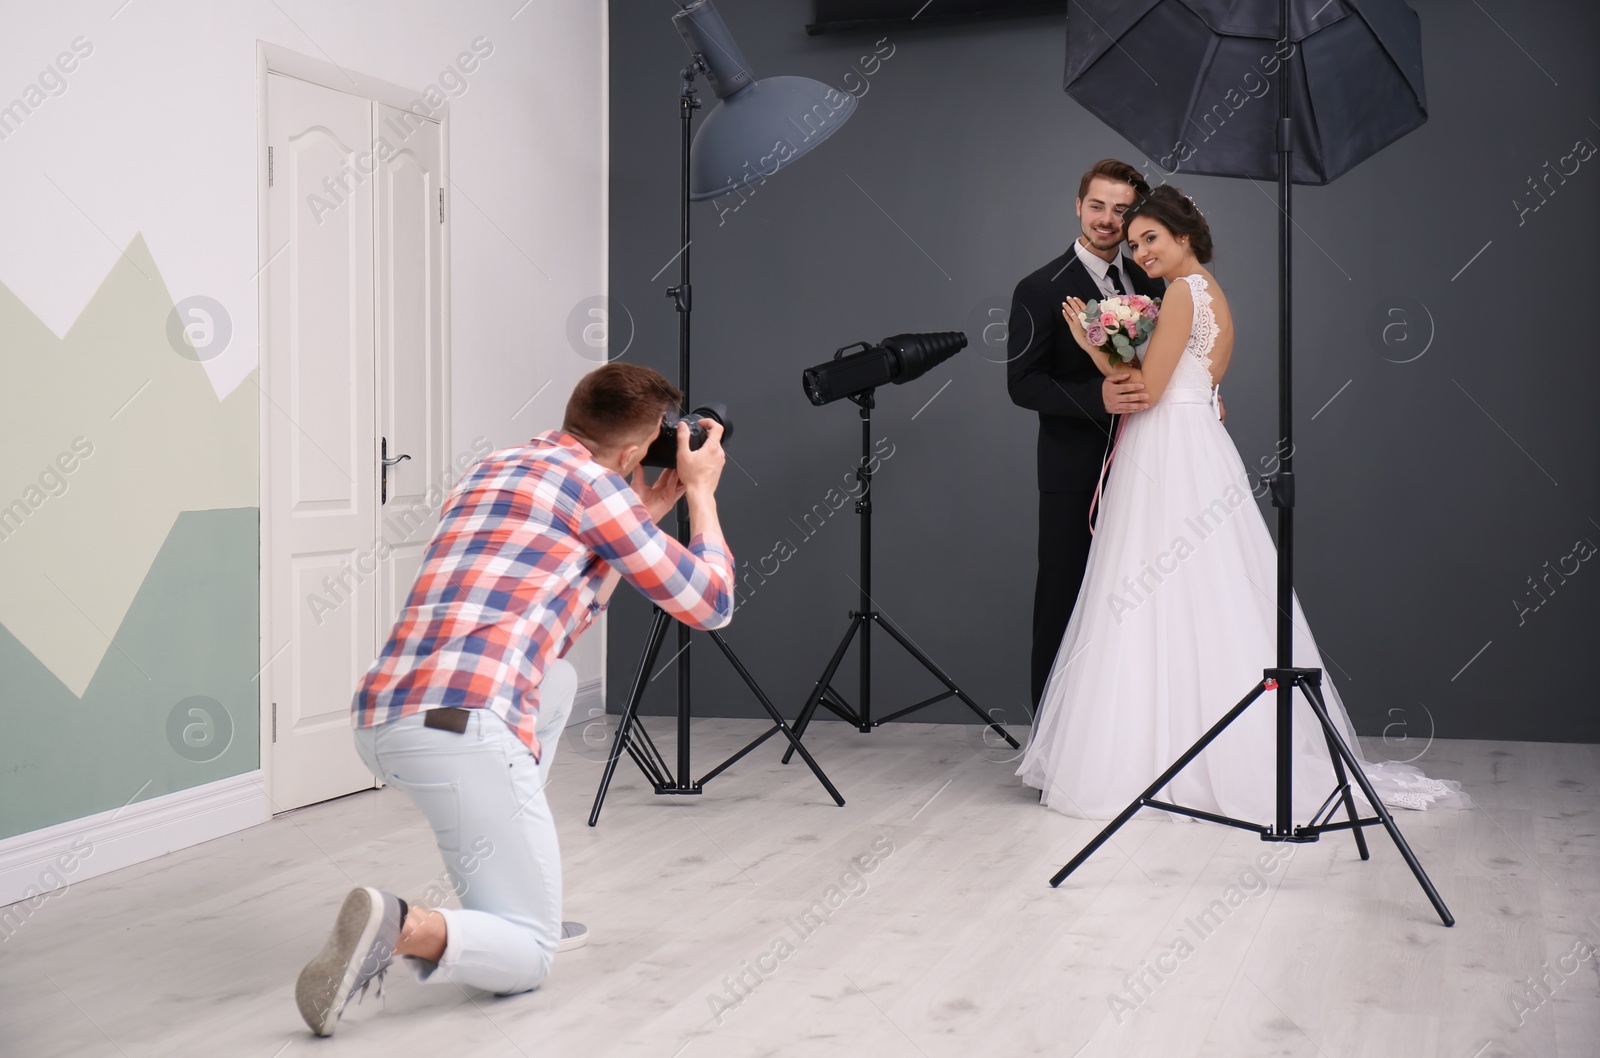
[375,104,448,630]
[264,75,449,811]
[263,73,379,811]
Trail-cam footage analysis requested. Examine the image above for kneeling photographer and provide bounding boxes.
[295,363,735,1035]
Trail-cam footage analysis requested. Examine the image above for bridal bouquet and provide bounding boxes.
[1077,293,1160,364]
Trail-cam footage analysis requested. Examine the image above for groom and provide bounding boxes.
[1007,158,1165,719]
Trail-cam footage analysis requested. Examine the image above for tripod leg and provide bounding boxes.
[1298,679,1453,926]
[1051,788,1157,887]
[1052,680,1272,886]
[706,632,846,806]
[873,613,1020,749]
[1305,679,1370,861]
[781,615,863,766]
[589,609,672,827]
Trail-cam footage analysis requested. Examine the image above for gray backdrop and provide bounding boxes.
[604,0,1599,744]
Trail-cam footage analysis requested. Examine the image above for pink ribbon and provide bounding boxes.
[1088,413,1128,537]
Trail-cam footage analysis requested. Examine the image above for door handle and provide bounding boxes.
[380,437,411,505]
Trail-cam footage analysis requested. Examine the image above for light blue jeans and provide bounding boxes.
[352,660,576,996]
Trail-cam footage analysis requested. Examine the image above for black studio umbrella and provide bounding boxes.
[1050,1,1454,929]
[1065,0,1426,184]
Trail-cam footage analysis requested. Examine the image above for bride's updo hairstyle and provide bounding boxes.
[1121,184,1214,264]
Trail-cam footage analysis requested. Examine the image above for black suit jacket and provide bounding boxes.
[1006,248,1165,493]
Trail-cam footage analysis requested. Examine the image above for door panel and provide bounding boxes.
[375,106,447,633]
[264,72,378,811]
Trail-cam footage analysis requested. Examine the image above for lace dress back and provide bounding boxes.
[1160,273,1219,403]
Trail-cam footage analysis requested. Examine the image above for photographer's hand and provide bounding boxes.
[631,465,686,524]
[675,419,728,549]
[674,419,726,496]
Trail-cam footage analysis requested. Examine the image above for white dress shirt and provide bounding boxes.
[1074,238,1138,300]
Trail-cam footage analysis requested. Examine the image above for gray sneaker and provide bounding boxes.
[557,920,589,952]
[296,887,402,1036]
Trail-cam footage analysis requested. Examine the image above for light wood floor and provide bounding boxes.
[3,719,1597,1057]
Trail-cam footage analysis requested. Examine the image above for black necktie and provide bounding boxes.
[1106,262,1126,296]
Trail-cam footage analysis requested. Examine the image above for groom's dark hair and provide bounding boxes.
[1077,159,1150,202]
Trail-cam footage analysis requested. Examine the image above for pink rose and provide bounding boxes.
[1099,312,1117,329]
[1086,324,1107,346]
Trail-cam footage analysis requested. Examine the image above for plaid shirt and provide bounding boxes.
[352,430,735,759]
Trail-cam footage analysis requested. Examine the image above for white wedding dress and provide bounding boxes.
[1017,273,1462,821]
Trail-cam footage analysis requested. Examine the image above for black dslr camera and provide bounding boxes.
[641,402,733,469]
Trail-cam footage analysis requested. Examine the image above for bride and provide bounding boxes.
[1016,185,1460,821]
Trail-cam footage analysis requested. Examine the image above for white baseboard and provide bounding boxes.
[0,771,270,912]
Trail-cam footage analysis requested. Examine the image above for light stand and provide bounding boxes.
[588,59,845,826]
[1049,0,1452,928]
[781,378,1021,763]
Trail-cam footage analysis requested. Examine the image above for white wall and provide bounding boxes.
[0,0,611,690]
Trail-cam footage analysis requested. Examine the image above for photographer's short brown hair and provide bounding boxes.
[563,363,681,452]
[1077,158,1150,203]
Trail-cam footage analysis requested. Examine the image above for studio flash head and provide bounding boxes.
[802,332,968,406]
[642,402,733,468]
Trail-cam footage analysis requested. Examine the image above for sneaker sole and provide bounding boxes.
[295,887,386,1036]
